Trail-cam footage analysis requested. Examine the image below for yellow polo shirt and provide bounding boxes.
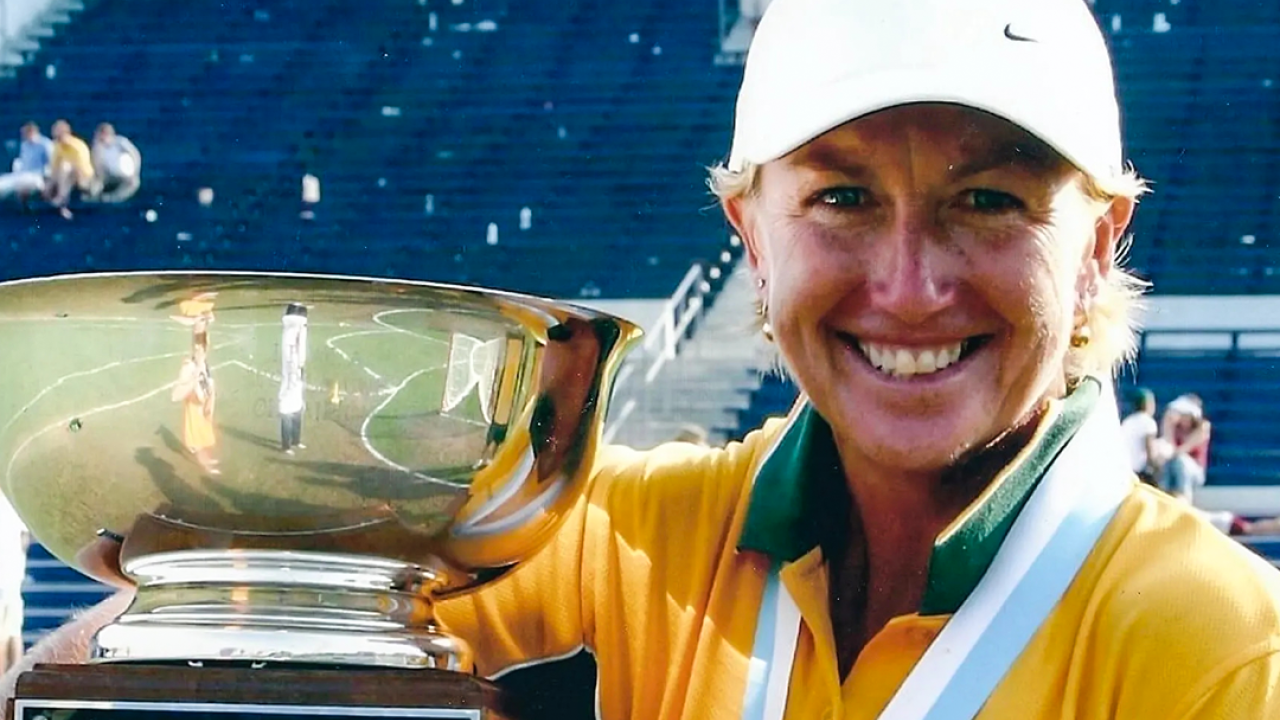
[51,135,94,180]
[438,381,1280,718]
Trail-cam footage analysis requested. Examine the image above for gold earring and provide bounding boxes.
[1070,319,1091,348]
[756,278,774,342]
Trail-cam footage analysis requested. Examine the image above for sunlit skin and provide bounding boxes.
[724,104,1134,671]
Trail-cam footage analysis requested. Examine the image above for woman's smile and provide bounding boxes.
[843,333,995,380]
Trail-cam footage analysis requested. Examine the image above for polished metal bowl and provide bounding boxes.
[0,272,639,669]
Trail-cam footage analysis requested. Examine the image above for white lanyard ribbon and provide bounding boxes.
[742,383,1133,720]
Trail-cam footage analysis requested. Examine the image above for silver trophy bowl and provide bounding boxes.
[0,272,640,671]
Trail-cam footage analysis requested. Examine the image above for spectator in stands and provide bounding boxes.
[0,495,28,676]
[88,123,142,203]
[0,122,52,207]
[42,120,94,219]
[1119,386,1160,484]
[9,1,1280,718]
[671,423,710,446]
[1155,393,1211,502]
[1233,516,1280,537]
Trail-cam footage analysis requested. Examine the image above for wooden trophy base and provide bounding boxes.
[9,663,512,720]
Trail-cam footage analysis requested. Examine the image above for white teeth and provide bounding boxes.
[856,341,966,377]
[894,349,916,376]
[867,344,882,369]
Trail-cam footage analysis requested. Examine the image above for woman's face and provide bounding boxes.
[726,104,1134,475]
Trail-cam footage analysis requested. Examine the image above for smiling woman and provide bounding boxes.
[7,0,1280,719]
[710,120,1150,389]
[718,105,1139,481]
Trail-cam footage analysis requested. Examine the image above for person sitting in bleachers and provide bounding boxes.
[670,423,709,446]
[0,122,52,207]
[1119,386,1159,485]
[42,120,95,219]
[1154,394,1211,502]
[88,123,142,203]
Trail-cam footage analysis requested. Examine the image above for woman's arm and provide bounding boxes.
[1176,420,1211,455]
[1144,434,1162,471]
[171,361,196,402]
[204,375,216,416]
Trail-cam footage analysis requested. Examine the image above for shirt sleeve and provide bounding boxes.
[1140,415,1158,437]
[121,137,141,165]
[77,143,96,178]
[1175,647,1280,719]
[435,435,757,680]
[434,466,591,677]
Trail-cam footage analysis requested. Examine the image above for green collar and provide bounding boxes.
[736,378,1100,615]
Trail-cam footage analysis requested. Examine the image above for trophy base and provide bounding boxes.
[96,549,473,671]
[9,663,511,719]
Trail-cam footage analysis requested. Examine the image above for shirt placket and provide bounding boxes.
[779,548,843,720]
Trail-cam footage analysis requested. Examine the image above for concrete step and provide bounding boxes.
[7,37,41,53]
[618,409,745,447]
[661,370,753,386]
[634,396,752,417]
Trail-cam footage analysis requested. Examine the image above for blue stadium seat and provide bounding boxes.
[0,0,740,297]
[21,543,113,644]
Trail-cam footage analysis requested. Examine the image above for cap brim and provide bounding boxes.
[730,68,1116,182]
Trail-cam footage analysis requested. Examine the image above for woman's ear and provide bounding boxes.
[1090,194,1136,278]
[1076,194,1136,314]
[723,195,767,279]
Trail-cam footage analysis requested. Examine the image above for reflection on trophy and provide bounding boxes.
[278,303,309,455]
[0,273,640,719]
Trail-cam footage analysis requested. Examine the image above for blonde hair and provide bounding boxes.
[709,160,1151,382]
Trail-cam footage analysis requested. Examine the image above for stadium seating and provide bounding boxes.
[21,543,112,645]
[1109,25,1280,294]
[3,1,1279,295]
[0,0,739,298]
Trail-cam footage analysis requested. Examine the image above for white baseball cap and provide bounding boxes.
[1167,395,1203,420]
[728,0,1123,181]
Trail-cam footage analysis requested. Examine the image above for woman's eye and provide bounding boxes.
[815,187,868,208]
[962,189,1024,212]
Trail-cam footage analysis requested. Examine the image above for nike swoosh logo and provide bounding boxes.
[1004,24,1037,42]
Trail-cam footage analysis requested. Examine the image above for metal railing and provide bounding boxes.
[603,263,708,444]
